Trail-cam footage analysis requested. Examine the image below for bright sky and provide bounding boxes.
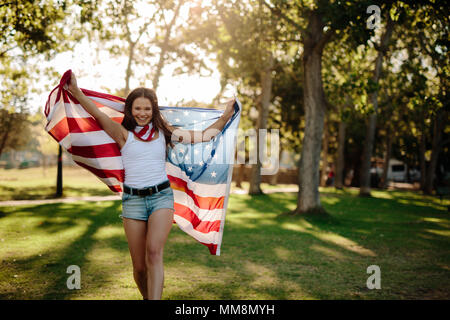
[31,1,227,114]
[32,39,223,114]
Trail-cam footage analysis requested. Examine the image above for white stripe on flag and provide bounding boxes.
[97,176,123,187]
[166,162,227,197]
[64,102,93,118]
[70,131,116,146]
[71,154,123,171]
[174,215,220,244]
[89,96,124,112]
[45,100,68,132]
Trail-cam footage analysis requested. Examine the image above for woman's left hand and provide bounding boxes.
[223,98,236,120]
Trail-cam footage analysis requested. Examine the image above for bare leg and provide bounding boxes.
[145,208,174,300]
[123,218,148,299]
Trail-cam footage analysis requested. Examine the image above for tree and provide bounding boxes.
[98,0,207,95]
[186,0,279,195]
[359,9,395,196]
[264,0,378,214]
[1,0,100,195]
[0,109,31,158]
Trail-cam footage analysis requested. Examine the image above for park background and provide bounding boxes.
[0,0,449,299]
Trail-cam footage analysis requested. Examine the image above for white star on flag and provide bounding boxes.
[211,171,217,178]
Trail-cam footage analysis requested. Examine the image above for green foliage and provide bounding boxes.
[0,0,66,59]
[0,108,31,157]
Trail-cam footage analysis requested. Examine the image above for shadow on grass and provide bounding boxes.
[0,185,112,201]
[165,191,450,299]
[0,200,128,299]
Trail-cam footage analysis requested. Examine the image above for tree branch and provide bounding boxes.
[262,0,305,34]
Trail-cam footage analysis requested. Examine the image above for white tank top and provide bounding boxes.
[121,130,168,188]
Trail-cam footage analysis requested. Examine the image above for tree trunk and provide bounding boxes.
[124,42,135,96]
[235,164,245,188]
[152,0,184,90]
[0,129,9,159]
[249,53,273,195]
[359,16,394,197]
[335,120,346,189]
[42,153,47,178]
[56,145,63,198]
[419,117,427,191]
[380,127,392,189]
[424,108,445,194]
[0,113,12,158]
[320,116,329,187]
[294,11,331,214]
[269,146,283,185]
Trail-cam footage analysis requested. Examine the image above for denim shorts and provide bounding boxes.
[120,184,175,221]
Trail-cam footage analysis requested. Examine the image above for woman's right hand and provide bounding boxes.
[63,72,81,95]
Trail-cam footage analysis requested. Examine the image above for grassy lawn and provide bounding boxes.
[0,182,449,299]
[0,166,112,200]
[0,166,295,201]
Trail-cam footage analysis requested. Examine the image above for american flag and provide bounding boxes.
[44,70,241,255]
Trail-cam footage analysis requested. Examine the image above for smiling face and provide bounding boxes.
[131,96,153,126]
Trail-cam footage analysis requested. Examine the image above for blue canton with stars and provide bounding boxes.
[161,101,241,185]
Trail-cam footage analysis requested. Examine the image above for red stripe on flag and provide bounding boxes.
[75,161,124,181]
[48,118,69,142]
[81,88,126,103]
[63,90,79,104]
[68,143,121,158]
[200,242,218,255]
[67,116,123,132]
[108,185,123,193]
[168,175,224,210]
[50,116,124,140]
[68,117,100,132]
[174,203,221,233]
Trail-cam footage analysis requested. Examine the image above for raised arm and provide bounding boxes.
[168,99,236,144]
[64,73,128,148]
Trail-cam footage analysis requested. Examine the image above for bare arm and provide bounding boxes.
[168,99,236,144]
[64,73,128,148]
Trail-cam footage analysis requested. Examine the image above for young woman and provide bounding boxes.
[65,73,235,300]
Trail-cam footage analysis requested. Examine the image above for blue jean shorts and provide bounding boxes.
[120,184,175,221]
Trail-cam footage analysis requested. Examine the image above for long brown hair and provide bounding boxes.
[121,87,174,148]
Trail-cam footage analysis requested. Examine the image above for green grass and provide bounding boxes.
[0,166,112,200]
[0,186,449,300]
[0,166,296,201]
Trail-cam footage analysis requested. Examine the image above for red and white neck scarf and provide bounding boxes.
[134,123,156,141]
